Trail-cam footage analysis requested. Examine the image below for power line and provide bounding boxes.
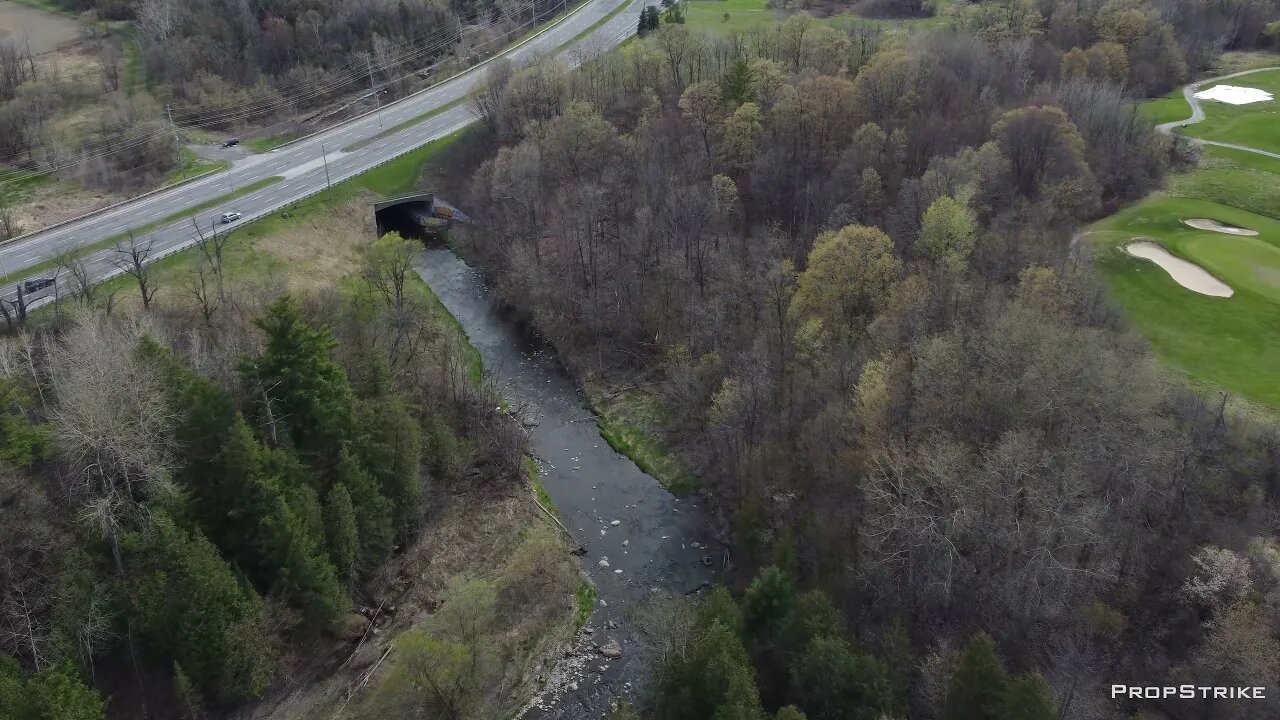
[0,0,567,188]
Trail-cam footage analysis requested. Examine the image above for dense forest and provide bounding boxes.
[0,230,555,718]
[7,0,1280,717]
[458,0,1280,718]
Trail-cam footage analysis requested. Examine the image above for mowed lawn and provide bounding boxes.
[681,0,951,34]
[1090,196,1280,407]
[1136,91,1187,126]
[1179,69,1280,155]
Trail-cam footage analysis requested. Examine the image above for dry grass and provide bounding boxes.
[9,179,122,235]
[106,195,381,316]
[239,485,579,720]
[249,197,377,294]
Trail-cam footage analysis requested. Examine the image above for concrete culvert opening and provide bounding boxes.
[1183,218,1259,236]
[374,192,470,242]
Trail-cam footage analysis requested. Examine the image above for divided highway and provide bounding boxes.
[2,0,637,309]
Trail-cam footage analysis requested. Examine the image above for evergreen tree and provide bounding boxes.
[778,589,843,659]
[216,415,291,576]
[264,486,347,627]
[325,483,359,588]
[214,416,347,626]
[663,0,685,24]
[657,623,764,720]
[137,337,237,514]
[336,445,395,569]
[743,566,794,641]
[239,295,356,467]
[993,672,1057,720]
[637,6,661,36]
[775,707,808,720]
[126,513,279,703]
[0,375,49,469]
[791,635,897,720]
[722,59,754,104]
[700,585,745,636]
[943,632,1009,720]
[0,658,106,720]
[356,397,423,542]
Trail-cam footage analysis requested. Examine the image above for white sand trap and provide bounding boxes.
[1194,85,1273,105]
[1126,240,1234,297]
[1183,218,1259,236]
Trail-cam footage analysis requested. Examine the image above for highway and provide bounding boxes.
[1,0,638,309]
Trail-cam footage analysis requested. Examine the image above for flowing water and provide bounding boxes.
[413,247,716,718]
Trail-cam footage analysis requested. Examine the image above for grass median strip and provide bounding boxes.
[556,0,630,52]
[244,132,304,153]
[0,175,283,287]
[342,97,468,153]
[163,149,229,185]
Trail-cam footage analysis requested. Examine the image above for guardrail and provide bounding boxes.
[3,165,226,247]
[20,0,632,313]
[7,0,595,253]
[26,116,474,313]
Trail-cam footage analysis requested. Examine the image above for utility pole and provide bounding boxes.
[367,55,384,130]
[321,144,332,190]
[166,103,183,178]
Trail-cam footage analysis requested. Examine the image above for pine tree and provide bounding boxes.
[993,672,1057,720]
[700,585,745,636]
[325,484,359,588]
[943,632,1009,720]
[356,397,423,542]
[778,590,843,659]
[722,59,754,104]
[791,635,897,720]
[775,707,808,720]
[239,295,357,466]
[336,445,395,568]
[126,514,278,703]
[24,663,105,720]
[216,415,288,576]
[657,623,764,720]
[264,487,347,627]
[743,566,794,641]
[137,337,236,522]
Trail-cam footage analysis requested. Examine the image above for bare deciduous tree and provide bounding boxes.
[111,232,159,310]
[185,259,222,326]
[190,217,231,304]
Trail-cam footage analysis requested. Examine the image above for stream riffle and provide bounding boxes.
[412,248,716,718]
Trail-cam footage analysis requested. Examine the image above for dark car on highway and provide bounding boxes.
[221,138,240,148]
[22,277,54,293]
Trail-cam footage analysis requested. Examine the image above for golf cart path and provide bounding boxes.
[1156,66,1280,159]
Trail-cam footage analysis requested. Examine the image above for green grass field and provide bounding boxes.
[680,0,951,34]
[1089,195,1280,408]
[1178,70,1280,155]
[243,132,303,154]
[1095,86,1280,410]
[1136,91,1186,126]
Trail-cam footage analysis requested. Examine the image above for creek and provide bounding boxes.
[412,247,717,718]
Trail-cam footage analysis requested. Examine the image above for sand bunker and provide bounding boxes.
[1183,218,1259,236]
[1194,84,1273,105]
[1126,240,1234,297]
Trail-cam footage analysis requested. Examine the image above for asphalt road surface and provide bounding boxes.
[2,0,638,309]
